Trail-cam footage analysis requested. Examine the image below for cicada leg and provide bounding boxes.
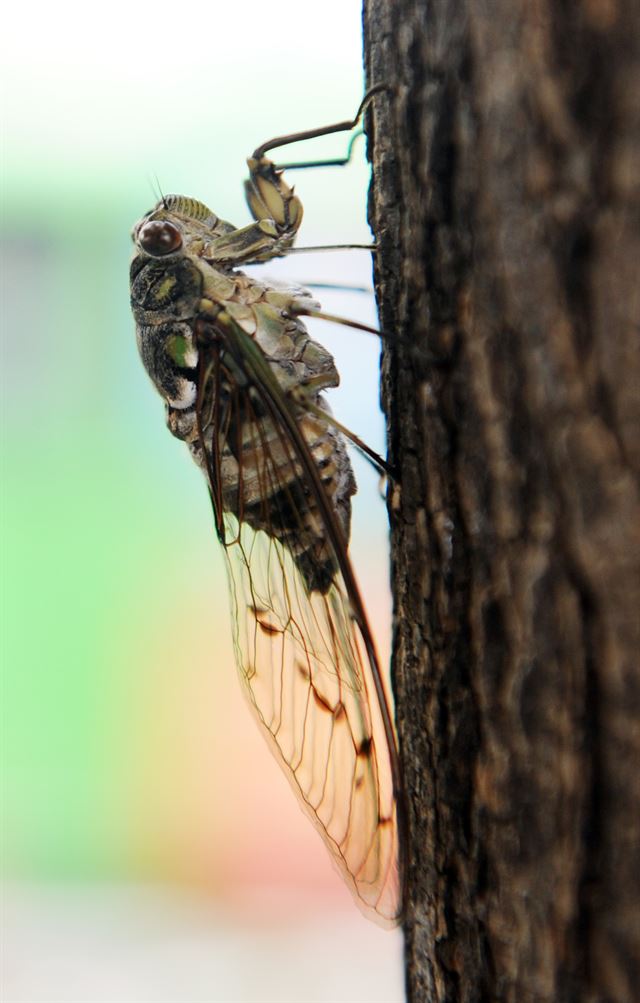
[203,86,387,267]
[201,153,304,266]
[250,83,386,163]
[287,379,394,479]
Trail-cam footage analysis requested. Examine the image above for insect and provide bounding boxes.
[129,93,403,926]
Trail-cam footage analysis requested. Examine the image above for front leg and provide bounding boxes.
[244,155,303,244]
[202,154,303,266]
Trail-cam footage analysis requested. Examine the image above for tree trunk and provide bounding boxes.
[363,2,640,1000]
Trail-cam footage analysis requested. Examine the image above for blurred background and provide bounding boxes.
[0,0,402,1000]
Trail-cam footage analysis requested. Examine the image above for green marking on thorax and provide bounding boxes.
[166,333,190,367]
[156,276,177,300]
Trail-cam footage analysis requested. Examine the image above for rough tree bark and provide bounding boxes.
[363,2,640,1001]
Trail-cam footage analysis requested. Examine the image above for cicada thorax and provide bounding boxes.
[130,253,204,412]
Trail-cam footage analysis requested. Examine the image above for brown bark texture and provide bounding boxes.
[363,2,640,1001]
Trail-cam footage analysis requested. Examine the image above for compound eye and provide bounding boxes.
[138,219,183,256]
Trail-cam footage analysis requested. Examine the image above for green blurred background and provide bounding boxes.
[1,1,401,998]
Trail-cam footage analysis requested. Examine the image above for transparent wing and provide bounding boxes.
[196,315,403,926]
[223,516,401,925]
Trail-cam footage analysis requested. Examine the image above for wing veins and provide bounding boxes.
[194,310,404,923]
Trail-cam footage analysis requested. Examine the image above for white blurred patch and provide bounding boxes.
[2,883,404,1003]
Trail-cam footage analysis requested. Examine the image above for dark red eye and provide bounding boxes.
[138,219,183,256]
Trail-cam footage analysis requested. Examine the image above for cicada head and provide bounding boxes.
[131,195,236,260]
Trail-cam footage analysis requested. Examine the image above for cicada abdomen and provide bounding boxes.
[129,98,404,925]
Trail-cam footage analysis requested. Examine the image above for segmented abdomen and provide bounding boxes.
[192,396,356,594]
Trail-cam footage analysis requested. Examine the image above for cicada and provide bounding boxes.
[129,94,403,926]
